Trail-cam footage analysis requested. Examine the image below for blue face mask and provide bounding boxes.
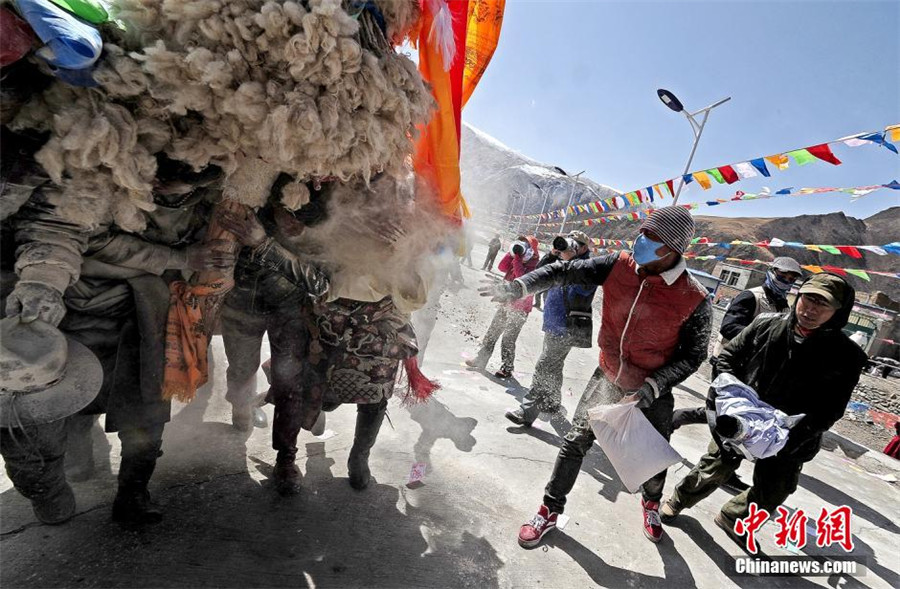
[765,270,793,295]
[632,234,668,266]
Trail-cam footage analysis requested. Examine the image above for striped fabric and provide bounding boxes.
[640,206,696,254]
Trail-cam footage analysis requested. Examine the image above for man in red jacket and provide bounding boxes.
[467,235,539,378]
[483,207,712,545]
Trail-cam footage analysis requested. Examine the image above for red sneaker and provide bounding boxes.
[518,505,558,548]
[641,499,664,543]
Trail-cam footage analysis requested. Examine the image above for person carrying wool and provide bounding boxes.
[481,207,712,546]
[222,175,439,492]
[216,177,331,496]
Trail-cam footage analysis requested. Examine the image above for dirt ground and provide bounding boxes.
[2,243,898,588]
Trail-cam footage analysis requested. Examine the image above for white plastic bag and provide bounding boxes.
[587,401,683,493]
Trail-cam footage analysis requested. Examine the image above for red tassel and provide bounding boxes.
[401,357,441,404]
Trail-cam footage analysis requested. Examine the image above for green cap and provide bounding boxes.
[798,273,849,309]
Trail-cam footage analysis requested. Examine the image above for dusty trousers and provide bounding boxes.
[475,305,529,372]
[0,419,68,504]
[221,297,318,463]
[542,368,674,513]
[519,333,573,423]
[667,439,803,523]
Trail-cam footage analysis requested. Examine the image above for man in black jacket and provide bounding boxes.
[671,256,802,491]
[660,273,867,541]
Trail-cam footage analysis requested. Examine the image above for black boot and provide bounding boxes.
[273,454,302,496]
[347,402,386,490]
[114,428,163,526]
[65,415,96,482]
[112,485,163,525]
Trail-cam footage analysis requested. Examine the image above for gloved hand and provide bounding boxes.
[5,281,66,326]
[620,382,656,409]
[478,279,523,303]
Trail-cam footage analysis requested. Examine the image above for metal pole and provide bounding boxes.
[505,194,518,233]
[534,187,550,236]
[514,191,528,234]
[672,110,709,204]
[672,96,731,205]
[559,171,584,234]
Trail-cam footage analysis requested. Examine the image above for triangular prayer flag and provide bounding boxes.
[803,265,824,274]
[820,245,841,255]
[883,180,900,190]
[786,149,816,166]
[806,144,842,165]
[883,242,900,255]
[693,171,712,190]
[822,265,848,277]
[835,246,862,259]
[860,132,899,154]
[750,158,771,177]
[806,245,823,253]
[682,174,693,185]
[707,168,726,184]
[775,187,793,195]
[859,245,887,256]
[769,238,786,247]
[845,269,871,282]
[765,154,790,170]
[718,165,739,184]
[646,186,655,202]
[665,179,675,197]
[733,162,758,179]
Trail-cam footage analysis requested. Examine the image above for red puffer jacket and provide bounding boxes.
[599,252,707,390]
[497,236,539,313]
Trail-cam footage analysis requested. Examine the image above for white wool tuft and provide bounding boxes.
[14,0,435,233]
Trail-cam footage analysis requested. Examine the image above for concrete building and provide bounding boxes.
[711,262,766,306]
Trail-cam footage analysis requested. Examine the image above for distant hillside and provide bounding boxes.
[460,123,621,218]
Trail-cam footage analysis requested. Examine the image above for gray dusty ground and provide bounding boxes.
[2,243,899,588]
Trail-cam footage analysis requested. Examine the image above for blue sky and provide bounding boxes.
[462,0,900,220]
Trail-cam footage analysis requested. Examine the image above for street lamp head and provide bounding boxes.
[657,88,684,113]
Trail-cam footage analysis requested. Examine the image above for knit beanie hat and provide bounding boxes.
[639,206,695,254]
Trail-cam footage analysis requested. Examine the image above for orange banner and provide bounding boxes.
[462,0,506,108]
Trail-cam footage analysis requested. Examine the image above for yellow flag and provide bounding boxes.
[693,171,712,189]
[765,154,790,170]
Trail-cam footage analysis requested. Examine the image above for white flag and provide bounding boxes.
[733,162,759,179]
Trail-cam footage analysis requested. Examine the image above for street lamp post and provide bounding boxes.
[559,170,584,234]
[657,89,731,205]
[533,184,550,236]
[514,190,529,234]
[504,193,520,234]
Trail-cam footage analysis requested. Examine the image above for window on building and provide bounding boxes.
[720,269,741,287]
